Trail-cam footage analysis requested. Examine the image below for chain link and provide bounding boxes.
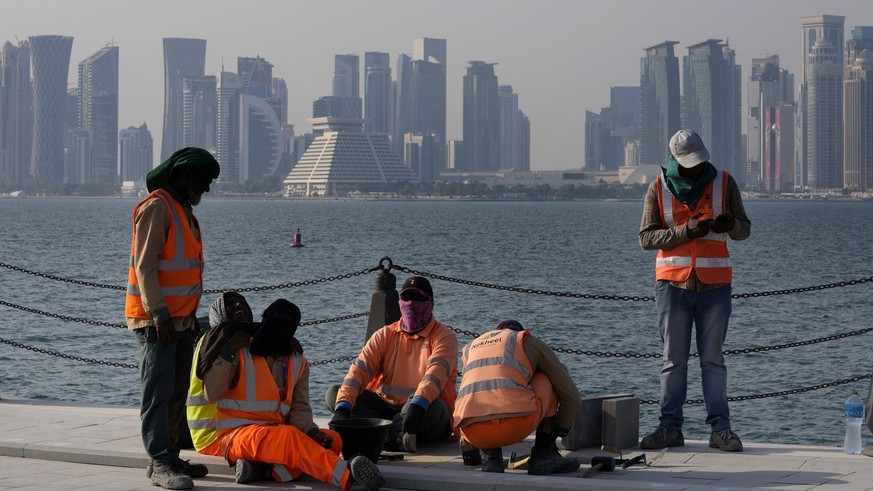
[0,261,126,290]
[640,373,873,404]
[0,300,127,328]
[309,355,358,367]
[0,337,137,368]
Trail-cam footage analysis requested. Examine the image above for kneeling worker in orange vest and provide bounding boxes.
[453,320,582,474]
[200,298,385,490]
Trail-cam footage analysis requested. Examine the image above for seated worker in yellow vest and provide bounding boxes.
[187,291,273,483]
[198,298,385,490]
[453,320,583,474]
[327,276,458,453]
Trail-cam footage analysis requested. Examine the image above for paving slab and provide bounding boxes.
[2,398,873,490]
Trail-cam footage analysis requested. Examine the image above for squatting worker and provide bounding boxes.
[638,129,751,453]
[200,299,385,491]
[125,147,219,490]
[453,320,582,475]
[327,276,458,453]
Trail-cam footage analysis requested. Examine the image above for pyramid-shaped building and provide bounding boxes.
[283,118,417,197]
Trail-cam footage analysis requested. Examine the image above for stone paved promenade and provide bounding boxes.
[1,398,871,490]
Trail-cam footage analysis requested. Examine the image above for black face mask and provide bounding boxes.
[249,299,301,357]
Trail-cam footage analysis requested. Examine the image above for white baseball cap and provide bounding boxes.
[669,129,710,168]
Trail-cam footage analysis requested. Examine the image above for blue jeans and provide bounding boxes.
[135,326,194,464]
[655,281,732,431]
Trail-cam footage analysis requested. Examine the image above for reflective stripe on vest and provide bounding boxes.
[453,330,536,426]
[125,189,203,319]
[186,338,218,451]
[655,171,732,284]
[215,350,305,433]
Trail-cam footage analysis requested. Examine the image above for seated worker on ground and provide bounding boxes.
[453,320,582,474]
[196,297,384,490]
[187,292,269,481]
[327,276,458,452]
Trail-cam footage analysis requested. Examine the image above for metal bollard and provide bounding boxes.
[365,258,400,341]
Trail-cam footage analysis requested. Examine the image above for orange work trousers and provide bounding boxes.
[218,425,351,488]
[460,372,558,449]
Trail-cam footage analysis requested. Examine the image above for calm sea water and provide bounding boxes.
[1,197,871,448]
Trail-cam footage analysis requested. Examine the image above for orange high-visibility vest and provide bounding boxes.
[125,189,203,319]
[655,170,732,284]
[215,350,306,436]
[453,329,535,428]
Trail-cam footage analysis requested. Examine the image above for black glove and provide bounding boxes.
[402,403,427,434]
[330,407,352,425]
[307,428,333,449]
[710,212,736,233]
[686,213,713,239]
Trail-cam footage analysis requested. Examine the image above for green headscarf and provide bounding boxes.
[146,147,220,192]
[661,154,717,205]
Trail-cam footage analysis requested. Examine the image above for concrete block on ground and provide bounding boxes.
[560,393,632,450]
[601,396,639,450]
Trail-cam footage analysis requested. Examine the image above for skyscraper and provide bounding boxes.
[747,55,794,187]
[0,40,32,188]
[499,85,519,170]
[843,38,873,191]
[639,41,680,166]
[161,38,206,161]
[394,38,447,164]
[806,37,843,189]
[238,56,273,99]
[462,61,500,171]
[333,54,359,98]
[585,86,640,171]
[181,75,216,151]
[364,52,391,134]
[119,123,153,182]
[682,39,742,178]
[239,94,282,182]
[799,15,845,190]
[216,71,242,183]
[29,35,73,186]
[271,77,288,125]
[78,44,119,185]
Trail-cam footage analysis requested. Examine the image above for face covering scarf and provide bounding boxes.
[399,299,433,334]
[661,154,717,205]
[250,299,303,356]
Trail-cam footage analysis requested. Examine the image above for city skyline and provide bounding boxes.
[2,0,872,171]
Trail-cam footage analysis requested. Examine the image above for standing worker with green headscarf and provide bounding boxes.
[125,147,220,490]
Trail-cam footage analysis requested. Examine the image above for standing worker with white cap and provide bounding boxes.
[638,129,751,452]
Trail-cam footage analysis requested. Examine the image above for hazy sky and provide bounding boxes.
[3,0,871,170]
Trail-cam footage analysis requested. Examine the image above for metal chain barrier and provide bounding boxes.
[0,337,137,368]
[0,261,380,295]
[309,355,358,367]
[391,263,873,302]
[448,325,873,359]
[640,372,873,405]
[301,311,368,326]
[0,300,127,328]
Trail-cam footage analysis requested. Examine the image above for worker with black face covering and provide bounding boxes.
[200,299,385,491]
[327,276,458,453]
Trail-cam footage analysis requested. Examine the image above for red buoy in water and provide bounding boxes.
[290,228,304,247]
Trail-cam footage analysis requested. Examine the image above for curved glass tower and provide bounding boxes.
[29,35,73,186]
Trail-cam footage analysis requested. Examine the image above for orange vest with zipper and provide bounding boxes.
[655,170,732,284]
[214,349,306,437]
[125,189,203,319]
[453,329,535,427]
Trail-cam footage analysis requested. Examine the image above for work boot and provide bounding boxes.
[150,460,193,490]
[234,459,273,484]
[349,455,385,491]
[527,444,580,475]
[460,438,482,466]
[480,447,504,473]
[709,429,743,452]
[640,426,685,449]
[147,459,208,479]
